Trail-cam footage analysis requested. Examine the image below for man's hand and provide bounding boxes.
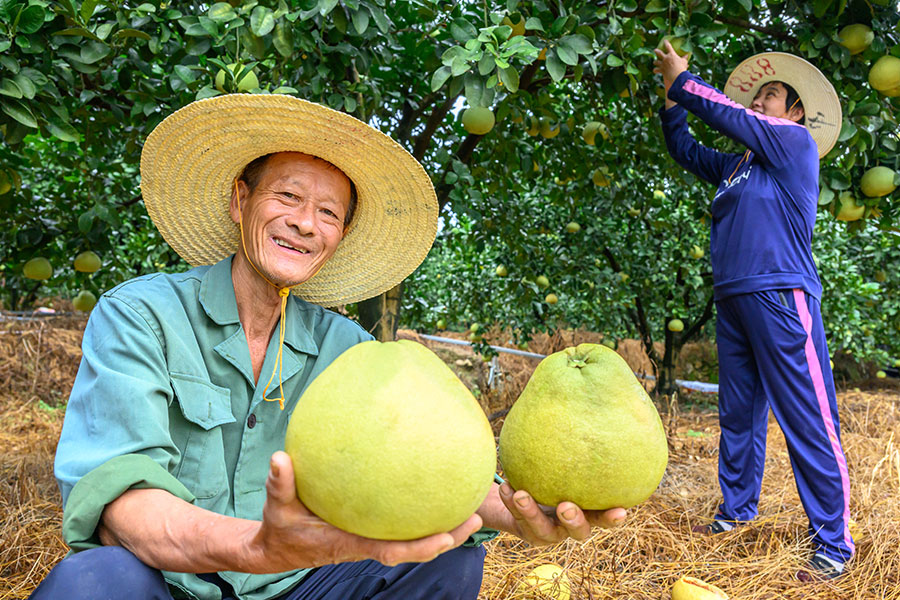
[245,451,483,572]
[653,40,690,110]
[478,482,626,546]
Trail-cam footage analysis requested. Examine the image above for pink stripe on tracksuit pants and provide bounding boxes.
[714,288,854,562]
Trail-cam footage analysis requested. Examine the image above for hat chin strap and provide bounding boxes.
[235,178,291,410]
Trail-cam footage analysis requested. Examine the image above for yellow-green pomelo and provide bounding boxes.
[839,24,874,55]
[284,340,496,540]
[565,221,581,234]
[582,121,602,145]
[544,293,558,305]
[668,318,684,332]
[499,344,668,508]
[73,250,102,273]
[671,575,729,600]
[539,119,560,139]
[689,245,704,260]
[518,564,571,600]
[868,55,900,92]
[72,290,97,312]
[215,63,259,93]
[836,192,865,222]
[462,107,495,135]
[23,257,53,280]
[535,275,550,289]
[658,36,690,57]
[860,166,897,197]
[496,264,508,277]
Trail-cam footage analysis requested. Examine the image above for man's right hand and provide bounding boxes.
[243,451,483,573]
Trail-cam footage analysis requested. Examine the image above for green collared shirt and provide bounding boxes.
[55,256,498,600]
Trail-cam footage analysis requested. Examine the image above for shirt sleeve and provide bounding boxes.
[667,70,813,168]
[659,104,735,185]
[55,294,186,551]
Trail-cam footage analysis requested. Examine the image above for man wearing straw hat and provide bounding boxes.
[30,95,625,600]
[653,43,853,580]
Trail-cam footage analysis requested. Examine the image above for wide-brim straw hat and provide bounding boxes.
[725,52,841,158]
[140,94,438,307]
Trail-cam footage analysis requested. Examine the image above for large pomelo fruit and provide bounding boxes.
[499,344,668,509]
[284,339,496,540]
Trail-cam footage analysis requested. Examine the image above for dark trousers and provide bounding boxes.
[715,289,854,562]
[28,544,486,600]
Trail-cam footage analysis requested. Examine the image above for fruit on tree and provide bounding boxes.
[874,270,886,283]
[462,107,495,135]
[23,257,53,280]
[668,319,684,332]
[284,340,496,540]
[468,332,483,343]
[690,245,704,260]
[525,117,540,136]
[835,192,865,222]
[436,318,446,330]
[214,63,259,93]
[501,16,526,37]
[565,221,581,234]
[72,290,98,312]
[671,575,729,600]
[73,250,102,273]
[839,24,874,55]
[545,293,558,304]
[582,121,608,145]
[498,344,668,508]
[657,36,690,57]
[868,56,900,93]
[495,265,508,277]
[860,166,897,197]
[592,169,610,187]
[535,275,550,289]
[539,119,560,139]
[469,322,481,334]
[517,564,571,600]
[653,190,667,201]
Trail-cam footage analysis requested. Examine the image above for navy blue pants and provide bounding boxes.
[715,289,853,562]
[28,544,486,600]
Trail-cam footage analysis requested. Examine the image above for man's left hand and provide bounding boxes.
[480,482,626,546]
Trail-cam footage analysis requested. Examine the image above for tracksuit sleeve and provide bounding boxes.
[666,70,810,168]
[659,104,733,185]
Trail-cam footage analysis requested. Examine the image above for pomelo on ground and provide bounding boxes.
[72,290,97,312]
[498,344,668,508]
[23,257,52,280]
[876,370,887,379]
[839,24,874,55]
[836,192,865,222]
[518,564,571,600]
[462,106,495,135]
[284,340,496,540]
[860,166,897,197]
[671,575,728,600]
[868,55,900,92]
[73,250,102,273]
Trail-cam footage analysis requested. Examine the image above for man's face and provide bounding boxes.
[229,152,352,288]
[749,82,801,121]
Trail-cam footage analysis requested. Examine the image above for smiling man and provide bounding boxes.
[31,94,625,600]
[653,44,852,582]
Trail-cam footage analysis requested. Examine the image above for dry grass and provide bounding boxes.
[1,317,899,599]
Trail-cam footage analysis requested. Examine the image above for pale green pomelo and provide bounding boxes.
[839,24,873,55]
[860,166,897,197]
[462,107,495,135]
[836,192,865,222]
[284,339,496,540]
[498,344,668,509]
[869,55,900,92]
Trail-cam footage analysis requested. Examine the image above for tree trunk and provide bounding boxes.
[357,282,404,341]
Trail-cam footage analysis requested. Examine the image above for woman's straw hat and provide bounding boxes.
[140,94,437,307]
[725,52,841,158]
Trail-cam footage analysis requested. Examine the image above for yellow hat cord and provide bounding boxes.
[234,178,290,410]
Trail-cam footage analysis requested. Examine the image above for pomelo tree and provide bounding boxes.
[1,0,898,389]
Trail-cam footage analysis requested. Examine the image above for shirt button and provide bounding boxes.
[247,413,257,429]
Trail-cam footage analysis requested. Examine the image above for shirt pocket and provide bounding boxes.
[170,373,235,500]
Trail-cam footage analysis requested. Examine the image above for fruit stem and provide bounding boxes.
[565,347,588,368]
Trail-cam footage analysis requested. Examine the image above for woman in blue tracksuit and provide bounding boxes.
[653,42,853,580]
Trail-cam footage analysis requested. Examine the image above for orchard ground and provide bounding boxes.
[1,313,898,599]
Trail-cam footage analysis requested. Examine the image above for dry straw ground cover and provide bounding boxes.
[1,317,898,599]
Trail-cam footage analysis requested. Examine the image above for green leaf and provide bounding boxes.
[12,73,35,99]
[271,86,298,94]
[524,17,544,31]
[606,54,624,67]
[45,118,80,143]
[545,51,565,82]
[19,5,46,34]
[81,0,99,21]
[450,18,477,42]
[837,120,857,142]
[464,72,485,107]
[114,28,152,40]
[556,44,577,66]
[174,64,196,84]
[645,0,668,13]
[351,9,369,35]
[250,6,275,36]
[451,56,470,77]
[208,2,236,22]
[0,78,23,98]
[344,95,357,112]
[318,0,339,16]
[498,65,519,93]
[272,21,294,57]
[617,0,638,11]
[368,5,389,33]
[813,0,834,18]
[1,99,38,128]
[95,22,113,40]
[477,53,494,76]
[430,66,452,91]
[78,211,94,233]
[80,41,111,64]
[136,3,156,13]
[818,186,834,206]
[559,34,592,55]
